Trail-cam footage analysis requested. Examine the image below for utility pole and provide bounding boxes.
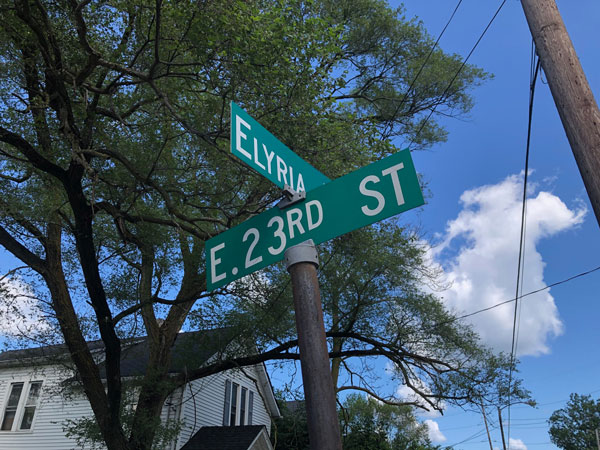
[480,403,494,450]
[498,407,507,450]
[595,428,600,450]
[520,0,600,228]
[285,240,343,450]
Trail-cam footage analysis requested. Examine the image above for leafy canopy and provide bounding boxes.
[548,393,600,450]
[0,0,491,449]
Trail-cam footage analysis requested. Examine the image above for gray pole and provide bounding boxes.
[480,403,494,450]
[497,407,507,450]
[595,428,600,450]
[521,0,600,228]
[284,240,342,450]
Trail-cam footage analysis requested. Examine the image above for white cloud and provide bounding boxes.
[509,437,528,449]
[430,173,585,356]
[395,384,444,418]
[0,277,49,336]
[424,419,446,443]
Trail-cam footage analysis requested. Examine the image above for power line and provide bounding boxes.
[384,0,464,138]
[409,0,508,149]
[429,264,600,329]
[508,51,542,443]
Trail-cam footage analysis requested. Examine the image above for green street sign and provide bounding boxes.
[206,149,424,291]
[230,102,330,192]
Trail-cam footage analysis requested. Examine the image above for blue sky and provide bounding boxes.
[0,1,598,449]
[390,0,600,448]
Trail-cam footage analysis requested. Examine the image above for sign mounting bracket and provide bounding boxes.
[277,184,306,209]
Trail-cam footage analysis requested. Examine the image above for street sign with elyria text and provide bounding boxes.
[230,102,330,192]
[206,149,424,290]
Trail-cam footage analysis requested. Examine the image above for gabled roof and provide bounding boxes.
[103,329,234,378]
[0,329,282,419]
[0,339,106,368]
[0,329,234,375]
[179,426,273,450]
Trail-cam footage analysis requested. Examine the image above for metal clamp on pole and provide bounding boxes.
[284,240,319,270]
[277,184,306,209]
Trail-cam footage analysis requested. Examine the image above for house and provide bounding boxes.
[0,329,281,449]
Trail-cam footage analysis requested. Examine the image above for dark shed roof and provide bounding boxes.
[179,426,269,450]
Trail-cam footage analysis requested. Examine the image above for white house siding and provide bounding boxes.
[175,366,272,450]
[0,363,273,450]
[0,364,93,450]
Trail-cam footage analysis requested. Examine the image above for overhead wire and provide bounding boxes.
[507,45,542,444]
[409,0,508,150]
[383,0,464,138]
[426,264,600,330]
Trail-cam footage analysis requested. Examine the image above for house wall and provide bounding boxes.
[175,366,272,450]
[0,364,92,449]
[0,364,273,450]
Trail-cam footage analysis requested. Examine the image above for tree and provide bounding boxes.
[548,393,600,450]
[0,0,491,449]
[273,394,444,450]
[238,223,530,413]
[341,394,435,450]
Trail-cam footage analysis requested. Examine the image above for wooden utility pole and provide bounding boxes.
[480,403,494,450]
[521,0,600,228]
[285,240,343,450]
[498,407,507,450]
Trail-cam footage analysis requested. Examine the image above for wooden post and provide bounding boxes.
[498,407,507,450]
[480,403,494,450]
[285,240,342,450]
[521,0,600,228]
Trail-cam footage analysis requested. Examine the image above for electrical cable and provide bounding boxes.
[383,0,464,138]
[507,50,542,444]
[426,264,600,330]
[409,0,508,149]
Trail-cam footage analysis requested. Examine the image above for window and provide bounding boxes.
[229,382,238,426]
[1,381,43,432]
[248,391,254,425]
[223,380,255,426]
[240,388,247,426]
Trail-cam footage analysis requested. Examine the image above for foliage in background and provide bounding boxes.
[0,0,503,448]
[273,393,448,450]
[548,393,600,450]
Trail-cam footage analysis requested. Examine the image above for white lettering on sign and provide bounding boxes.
[235,113,307,192]
[243,228,263,269]
[210,243,226,284]
[267,216,286,255]
[235,115,252,160]
[306,200,323,230]
[276,156,287,185]
[359,163,406,216]
[286,208,305,239]
[209,199,325,286]
[253,138,266,171]
[296,174,305,192]
[359,175,385,216]
[264,144,275,174]
[382,163,405,206]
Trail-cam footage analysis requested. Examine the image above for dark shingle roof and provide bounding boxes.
[0,329,234,377]
[179,426,268,450]
[109,329,234,377]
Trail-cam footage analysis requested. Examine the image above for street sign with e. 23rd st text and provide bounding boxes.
[206,148,424,290]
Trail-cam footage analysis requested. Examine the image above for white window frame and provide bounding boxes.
[0,380,43,432]
[223,380,255,426]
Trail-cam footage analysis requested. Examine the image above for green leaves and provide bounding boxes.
[548,393,600,450]
[0,1,492,448]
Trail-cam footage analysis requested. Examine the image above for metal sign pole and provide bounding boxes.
[284,240,342,450]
